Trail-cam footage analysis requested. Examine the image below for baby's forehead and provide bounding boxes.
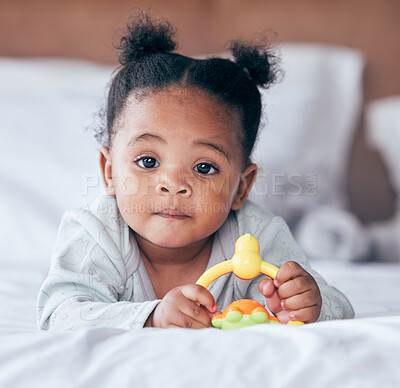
[129,86,240,115]
[120,86,244,142]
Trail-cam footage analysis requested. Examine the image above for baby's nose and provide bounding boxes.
[156,174,192,196]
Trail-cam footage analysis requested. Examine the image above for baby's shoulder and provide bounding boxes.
[235,200,289,241]
[54,195,137,279]
[235,200,307,265]
[60,195,129,251]
[83,194,121,225]
[64,195,119,224]
[236,200,275,230]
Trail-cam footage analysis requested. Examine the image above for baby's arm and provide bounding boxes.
[38,276,160,331]
[37,208,159,331]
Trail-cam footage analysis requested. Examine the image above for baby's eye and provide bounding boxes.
[194,163,218,175]
[136,157,160,169]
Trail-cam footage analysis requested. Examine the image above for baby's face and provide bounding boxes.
[100,86,256,249]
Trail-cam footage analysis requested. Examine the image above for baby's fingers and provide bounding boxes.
[277,275,314,299]
[287,305,321,324]
[281,290,321,311]
[180,284,217,314]
[179,302,213,328]
[274,261,305,287]
[258,278,282,315]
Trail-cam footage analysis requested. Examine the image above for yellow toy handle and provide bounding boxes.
[196,234,304,326]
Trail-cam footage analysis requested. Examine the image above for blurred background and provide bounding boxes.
[1,0,400,264]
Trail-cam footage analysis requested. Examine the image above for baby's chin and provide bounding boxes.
[132,228,205,250]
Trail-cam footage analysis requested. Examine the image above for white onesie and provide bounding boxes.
[37,195,354,330]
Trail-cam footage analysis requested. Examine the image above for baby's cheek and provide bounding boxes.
[113,174,140,196]
[138,175,162,196]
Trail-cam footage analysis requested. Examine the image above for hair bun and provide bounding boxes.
[229,39,280,88]
[117,12,178,65]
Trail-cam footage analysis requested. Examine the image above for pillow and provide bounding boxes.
[295,206,370,262]
[248,44,365,226]
[365,97,400,262]
[366,97,400,194]
[0,59,113,267]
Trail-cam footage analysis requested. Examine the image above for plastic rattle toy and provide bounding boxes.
[196,233,304,329]
[211,299,280,330]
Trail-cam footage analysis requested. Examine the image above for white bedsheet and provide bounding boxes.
[0,260,399,387]
[0,317,399,388]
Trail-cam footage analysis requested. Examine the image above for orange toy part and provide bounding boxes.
[212,299,280,322]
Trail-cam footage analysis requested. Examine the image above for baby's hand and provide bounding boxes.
[145,284,220,328]
[258,261,322,324]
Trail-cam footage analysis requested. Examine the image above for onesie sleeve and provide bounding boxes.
[37,203,160,331]
[238,203,355,321]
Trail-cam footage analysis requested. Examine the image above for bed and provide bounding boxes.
[1,46,400,387]
[1,2,400,386]
[0,260,400,387]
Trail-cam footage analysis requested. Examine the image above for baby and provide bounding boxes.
[37,13,354,330]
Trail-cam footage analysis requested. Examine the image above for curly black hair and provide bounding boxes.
[96,12,280,167]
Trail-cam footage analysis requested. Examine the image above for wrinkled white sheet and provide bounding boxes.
[0,260,399,387]
[0,317,399,388]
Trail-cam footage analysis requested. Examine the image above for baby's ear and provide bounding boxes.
[231,163,257,210]
[99,146,116,196]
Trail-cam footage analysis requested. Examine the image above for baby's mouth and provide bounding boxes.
[155,209,191,220]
